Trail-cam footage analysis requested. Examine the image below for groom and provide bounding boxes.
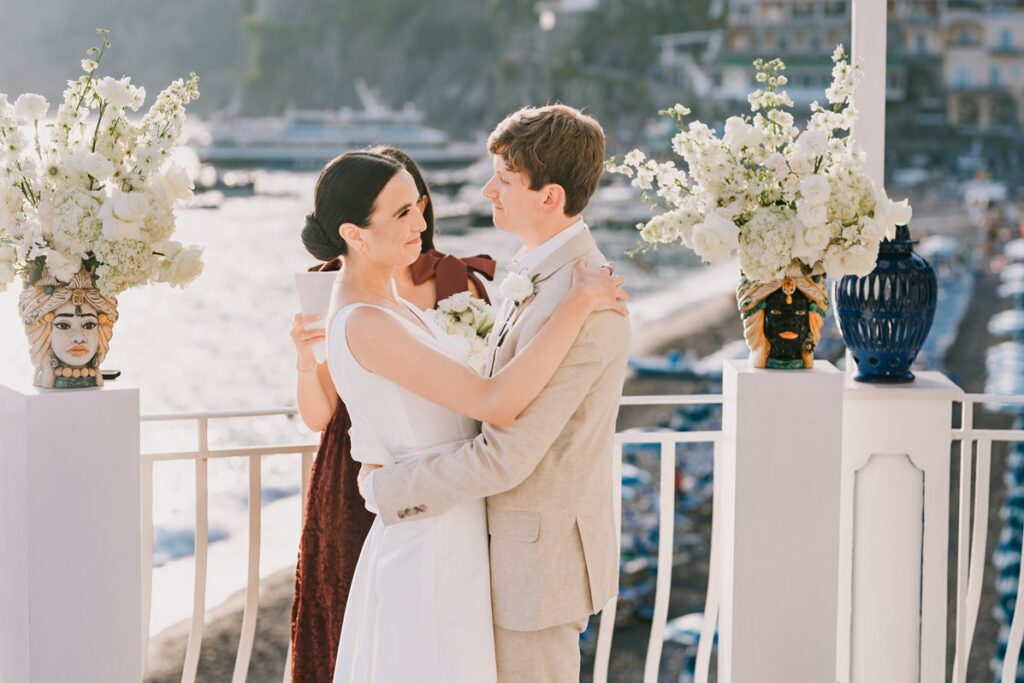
[362,104,631,681]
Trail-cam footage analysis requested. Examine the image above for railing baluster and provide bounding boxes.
[141,458,155,680]
[181,417,210,683]
[694,438,722,683]
[1002,490,1024,681]
[593,436,624,683]
[283,451,315,683]
[961,438,992,675]
[642,438,677,682]
[232,454,263,683]
[953,398,974,683]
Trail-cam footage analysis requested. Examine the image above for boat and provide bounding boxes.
[191,81,481,170]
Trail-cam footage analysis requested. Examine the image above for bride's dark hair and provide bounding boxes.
[301,151,404,261]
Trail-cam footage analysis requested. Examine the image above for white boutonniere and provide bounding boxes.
[499,271,539,308]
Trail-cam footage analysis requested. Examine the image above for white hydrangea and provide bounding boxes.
[739,206,797,282]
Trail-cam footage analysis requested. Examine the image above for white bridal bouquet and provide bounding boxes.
[429,291,496,374]
[0,30,202,297]
[608,45,912,284]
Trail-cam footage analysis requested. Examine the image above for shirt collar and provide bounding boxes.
[510,217,588,275]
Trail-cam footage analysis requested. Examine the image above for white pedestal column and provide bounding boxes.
[0,381,141,683]
[836,372,962,683]
[720,360,844,683]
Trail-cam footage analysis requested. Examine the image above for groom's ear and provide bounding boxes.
[539,183,567,214]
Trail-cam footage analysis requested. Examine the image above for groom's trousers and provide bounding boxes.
[494,616,589,682]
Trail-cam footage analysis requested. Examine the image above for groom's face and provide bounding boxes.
[482,154,543,236]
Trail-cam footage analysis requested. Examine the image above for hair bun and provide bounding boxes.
[301,212,343,262]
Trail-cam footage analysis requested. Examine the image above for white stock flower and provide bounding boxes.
[794,129,829,159]
[765,152,788,179]
[799,175,831,205]
[723,116,763,153]
[99,188,149,241]
[499,271,535,304]
[94,77,132,108]
[691,211,739,265]
[81,59,98,73]
[45,249,82,282]
[14,93,49,121]
[624,149,646,167]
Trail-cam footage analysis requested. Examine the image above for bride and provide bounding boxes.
[300,150,626,682]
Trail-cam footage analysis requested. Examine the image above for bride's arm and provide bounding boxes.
[346,261,626,427]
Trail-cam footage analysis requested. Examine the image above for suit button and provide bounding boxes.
[397,509,407,519]
[414,505,427,513]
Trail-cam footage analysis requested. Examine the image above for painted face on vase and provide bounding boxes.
[51,300,101,368]
[763,285,811,362]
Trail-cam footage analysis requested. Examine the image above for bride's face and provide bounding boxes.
[356,169,427,267]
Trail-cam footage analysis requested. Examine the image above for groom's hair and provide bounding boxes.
[487,104,605,216]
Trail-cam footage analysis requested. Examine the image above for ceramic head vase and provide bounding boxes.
[18,269,118,388]
[737,262,829,369]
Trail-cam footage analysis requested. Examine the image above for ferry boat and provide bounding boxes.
[191,81,481,170]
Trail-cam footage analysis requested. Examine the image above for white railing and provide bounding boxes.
[953,393,1024,683]
[140,395,725,683]
[140,408,319,683]
[140,392,1024,683]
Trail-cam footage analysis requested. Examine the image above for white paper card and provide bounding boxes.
[294,271,339,364]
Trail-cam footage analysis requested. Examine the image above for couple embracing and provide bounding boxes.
[301,104,631,682]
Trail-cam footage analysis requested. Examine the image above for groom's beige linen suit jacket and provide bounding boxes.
[371,227,631,632]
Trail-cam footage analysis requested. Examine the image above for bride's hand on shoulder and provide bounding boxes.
[568,260,628,316]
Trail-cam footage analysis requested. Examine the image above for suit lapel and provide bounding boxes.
[488,229,599,376]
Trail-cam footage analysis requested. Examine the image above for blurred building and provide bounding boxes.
[655,0,1024,134]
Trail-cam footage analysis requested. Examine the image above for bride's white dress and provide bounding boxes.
[328,300,496,683]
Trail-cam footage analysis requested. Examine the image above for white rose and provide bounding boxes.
[799,175,831,205]
[99,188,150,241]
[796,200,827,228]
[158,244,204,288]
[444,290,472,314]
[859,215,885,242]
[691,211,739,265]
[93,77,131,108]
[152,163,194,204]
[45,249,82,283]
[823,243,879,278]
[499,272,535,304]
[792,223,831,263]
[14,93,49,121]
[75,151,116,180]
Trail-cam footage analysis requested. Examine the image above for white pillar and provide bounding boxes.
[719,360,844,682]
[0,381,141,683]
[836,373,962,683]
[852,0,888,188]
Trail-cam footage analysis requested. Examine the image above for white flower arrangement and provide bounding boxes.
[608,45,912,283]
[428,292,496,374]
[0,30,202,297]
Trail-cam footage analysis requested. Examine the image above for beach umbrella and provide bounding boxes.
[1003,263,1024,282]
[1008,239,1024,263]
[1000,281,1024,299]
[990,310,1024,336]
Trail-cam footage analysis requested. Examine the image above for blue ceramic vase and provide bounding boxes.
[833,224,937,382]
